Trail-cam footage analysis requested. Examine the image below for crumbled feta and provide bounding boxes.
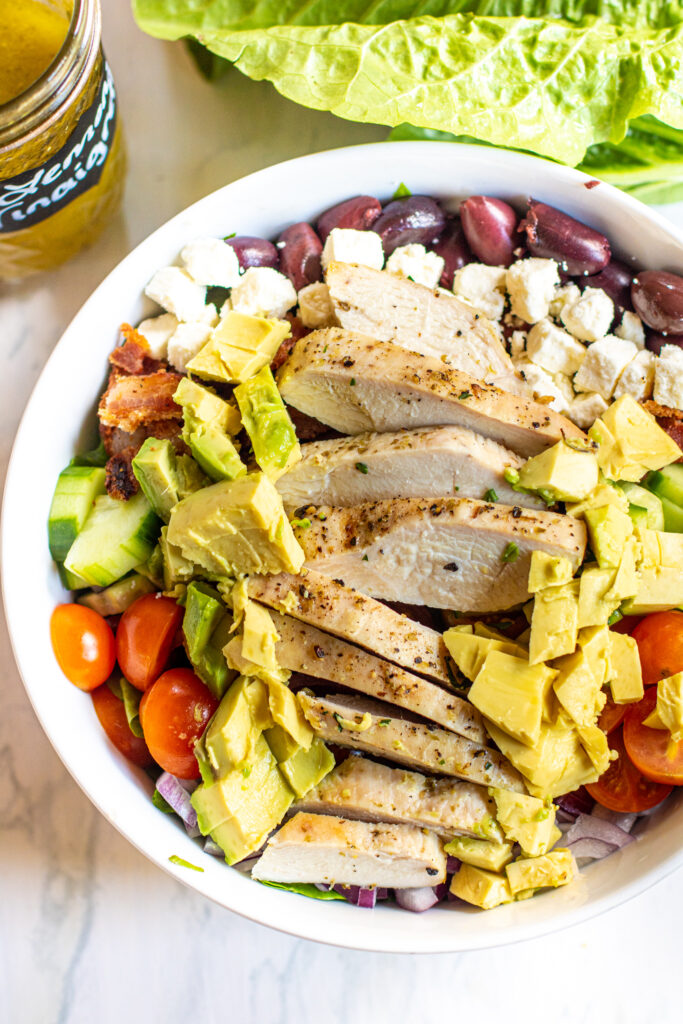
[136,313,179,360]
[516,360,568,413]
[566,392,609,429]
[615,311,646,349]
[167,321,214,373]
[653,344,683,408]
[145,267,207,323]
[509,330,527,361]
[180,237,241,288]
[229,267,297,319]
[549,282,581,321]
[321,228,384,272]
[298,282,337,329]
[200,303,219,327]
[453,263,507,320]
[505,258,560,324]
[614,349,655,402]
[573,336,638,400]
[526,319,586,376]
[560,287,614,342]
[386,243,444,289]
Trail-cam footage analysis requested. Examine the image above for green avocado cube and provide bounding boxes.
[204,677,262,775]
[183,582,236,699]
[132,438,181,522]
[275,737,335,798]
[234,366,301,479]
[517,441,599,502]
[584,504,633,568]
[186,311,290,384]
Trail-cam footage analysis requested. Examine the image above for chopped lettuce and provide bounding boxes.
[257,880,346,900]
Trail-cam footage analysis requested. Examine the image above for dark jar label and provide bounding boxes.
[0,61,118,234]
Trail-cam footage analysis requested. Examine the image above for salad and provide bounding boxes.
[48,185,683,913]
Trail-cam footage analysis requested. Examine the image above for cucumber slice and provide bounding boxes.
[77,573,156,615]
[57,562,90,591]
[48,465,106,561]
[619,482,665,531]
[660,494,683,533]
[628,504,649,528]
[65,493,161,587]
[645,464,683,508]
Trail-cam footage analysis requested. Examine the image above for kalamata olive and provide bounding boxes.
[632,270,683,334]
[277,222,323,291]
[432,217,472,288]
[459,196,518,267]
[316,195,382,242]
[372,196,446,256]
[520,199,611,275]
[583,259,634,311]
[646,331,683,356]
[226,235,279,270]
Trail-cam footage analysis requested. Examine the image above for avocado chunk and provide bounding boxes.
[183,581,236,699]
[577,565,620,628]
[443,625,526,683]
[579,625,612,686]
[527,551,574,593]
[552,648,605,726]
[78,572,155,616]
[489,788,560,857]
[589,395,682,482]
[174,377,245,483]
[167,473,305,577]
[529,580,579,664]
[505,849,576,895]
[517,441,599,502]
[203,676,264,777]
[234,366,301,479]
[576,722,611,773]
[584,504,633,568]
[271,736,335,798]
[185,311,290,384]
[607,631,644,703]
[175,377,241,435]
[622,566,683,614]
[619,482,665,531]
[565,477,630,520]
[468,650,557,746]
[176,454,210,499]
[644,672,683,743]
[444,836,514,872]
[132,438,182,522]
[264,723,300,762]
[159,526,196,589]
[267,678,314,748]
[240,600,283,679]
[450,863,513,909]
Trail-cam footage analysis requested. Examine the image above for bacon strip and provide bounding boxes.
[110,325,162,376]
[642,400,683,461]
[99,370,183,433]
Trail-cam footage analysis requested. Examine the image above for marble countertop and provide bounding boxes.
[2,5,683,1022]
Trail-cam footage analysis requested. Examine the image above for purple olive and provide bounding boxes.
[372,196,446,256]
[226,235,279,270]
[316,195,382,242]
[459,196,518,267]
[432,218,472,288]
[520,199,611,276]
[277,222,323,291]
[583,259,634,311]
[646,331,683,356]
[632,270,683,334]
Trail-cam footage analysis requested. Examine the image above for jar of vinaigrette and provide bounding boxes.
[0,0,125,280]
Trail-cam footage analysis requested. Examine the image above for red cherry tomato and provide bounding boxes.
[139,668,218,779]
[623,688,683,786]
[610,615,642,635]
[115,593,183,691]
[50,603,116,691]
[631,610,683,686]
[598,696,627,735]
[586,727,672,813]
[91,685,153,767]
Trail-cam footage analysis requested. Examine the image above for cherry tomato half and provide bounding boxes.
[631,610,683,687]
[50,603,116,691]
[598,696,627,735]
[91,685,153,767]
[139,668,218,779]
[116,593,183,691]
[623,688,683,786]
[586,727,672,813]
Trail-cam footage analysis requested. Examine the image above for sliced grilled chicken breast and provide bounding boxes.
[296,755,504,842]
[299,692,525,791]
[248,569,451,685]
[227,610,485,743]
[293,497,586,613]
[275,426,544,511]
[326,261,521,391]
[251,811,446,888]
[277,329,586,457]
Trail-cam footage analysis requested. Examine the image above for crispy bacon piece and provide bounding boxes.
[272,314,310,372]
[109,325,163,376]
[100,420,187,500]
[286,405,340,442]
[642,400,683,461]
[99,369,183,433]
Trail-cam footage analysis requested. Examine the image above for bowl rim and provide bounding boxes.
[4,139,683,954]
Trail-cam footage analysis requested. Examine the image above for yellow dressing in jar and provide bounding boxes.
[0,1,72,105]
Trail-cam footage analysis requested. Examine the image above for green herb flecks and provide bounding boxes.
[502,542,520,563]
[392,182,412,198]
[169,855,204,872]
[355,462,369,474]
[484,488,498,502]
[458,390,472,401]
[291,517,311,529]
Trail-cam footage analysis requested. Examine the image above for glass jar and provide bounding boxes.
[0,0,126,280]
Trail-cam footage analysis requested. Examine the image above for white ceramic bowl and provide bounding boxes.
[4,142,683,953]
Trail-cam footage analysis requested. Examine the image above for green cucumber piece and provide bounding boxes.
[619,482,665,531]
[77,573,155,616]
[628,504,649,528]
[64,492,161,587]
[645,464,683,508]
[660,494,683,533]
[57,562,90,591]
[48,465,106,561]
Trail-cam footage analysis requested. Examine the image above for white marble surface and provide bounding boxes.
[3,5,683,1022]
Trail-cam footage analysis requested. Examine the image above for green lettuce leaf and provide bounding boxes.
[257,880,346,900]
[133,1,683,164]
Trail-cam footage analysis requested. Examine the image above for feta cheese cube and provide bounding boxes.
[167,321,215,373]
[453,263,507,320]
[180,237,241,288]
[516,360,568,413]
[615,311,646,348]
[653,344,683,408]
[229,267,297,319]
[560,287,614,342]
[298,282,336,329]
[386,243,444,289]
[566,392,609,430]
[573,336,638,399]
[549,282,581,320]
[505,258,560,323]
[200,303,219,327]
[614,349,655,402]
[136,313,179,360]
[526,319,586,375]
[145,267,207,323]
[509,330,527,361]
[321,228,384,272]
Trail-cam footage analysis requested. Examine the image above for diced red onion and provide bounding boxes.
[554,788,594,819]
[446,855,460,874]
[395,886,440,913]
[203,837,224,857]
[156,772,198,830]
[376,888,389,901]
[333,884,377,908]
[590,805,637,833]
[565,837,618,861]
[565,812,636,851]
[433,882,449,902]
